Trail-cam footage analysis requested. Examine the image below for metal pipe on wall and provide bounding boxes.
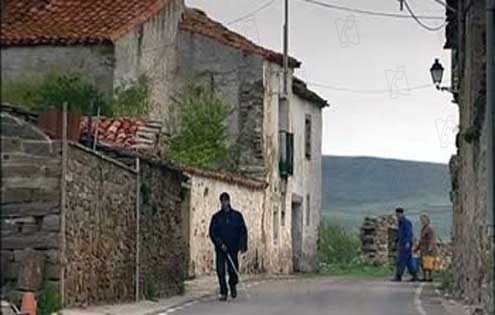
[60,102,68,306]
[486,0,495,311]
[135,157,141,301]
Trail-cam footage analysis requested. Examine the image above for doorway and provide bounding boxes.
[291,198,303,272]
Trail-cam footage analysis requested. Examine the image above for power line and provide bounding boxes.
[403,0,447,31]
[227,0,276,25]
[306,81,434,95]
[429,0,457,13]
[297,0,444,20]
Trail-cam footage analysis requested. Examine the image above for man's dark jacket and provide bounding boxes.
[209,208,248,253]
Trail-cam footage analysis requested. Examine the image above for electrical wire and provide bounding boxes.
[429,0,457,13]
[227,0,276,25]
[307,81,434,95]
[403,0,447,31]
[297,0,444,20]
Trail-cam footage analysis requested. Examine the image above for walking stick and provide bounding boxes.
[226,253,250,299]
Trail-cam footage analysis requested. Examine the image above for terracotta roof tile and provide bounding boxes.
[180,8,301,68]
[1,0,172,46]
[293,77,329,107]
[80,117,162,153]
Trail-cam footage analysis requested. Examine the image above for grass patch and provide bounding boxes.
[436,269,454,292]
[318,220,394,278]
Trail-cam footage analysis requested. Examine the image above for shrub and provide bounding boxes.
[318,220,361,265]
[1,73,110,115]
[37,282,61,315]
[1,73,153,117]
[112,75,153,117]
[165,83,229,170]
[318,219,392,278]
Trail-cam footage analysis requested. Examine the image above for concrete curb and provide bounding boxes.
[145,275,298,315]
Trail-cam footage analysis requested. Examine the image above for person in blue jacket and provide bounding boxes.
[392,207,418,282]
[209,192,248,301]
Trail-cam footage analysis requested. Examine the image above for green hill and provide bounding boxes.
[322,155,453,240]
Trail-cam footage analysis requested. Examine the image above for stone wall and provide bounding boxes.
[64,144,138,306]
[138,160,186,298]
[1,112,62,304]
[184,170,266,276]
[114,0,184,125]
[1,45,115,93]
[63,144,188,306]
[446,0,493,313]
[360,215,397,265]
[176,30,266,178]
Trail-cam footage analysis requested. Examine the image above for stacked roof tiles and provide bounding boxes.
[80,117,162,152]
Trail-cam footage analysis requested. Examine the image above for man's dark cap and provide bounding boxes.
[219,192,230,201]
[395,207,404,214]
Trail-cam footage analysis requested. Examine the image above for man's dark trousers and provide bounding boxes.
[395,248,416,280]
[215,250,239,296]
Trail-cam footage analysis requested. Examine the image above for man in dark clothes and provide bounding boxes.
[209,192,248,301]
[392,207,418,282]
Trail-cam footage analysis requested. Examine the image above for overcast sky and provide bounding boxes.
[186,0,457,164]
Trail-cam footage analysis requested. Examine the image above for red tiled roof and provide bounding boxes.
[1,0,171,46]
[178,165,268,190]
[80,117,162,153]
[180,8,301,68]
[293,77,329,107]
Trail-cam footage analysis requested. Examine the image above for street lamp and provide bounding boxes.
[430,58,453,92]
[430,58,444,87]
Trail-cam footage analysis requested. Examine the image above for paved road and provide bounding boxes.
[162,277,451,315]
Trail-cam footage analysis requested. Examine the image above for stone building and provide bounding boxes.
[178,9,327,273]
[444,0,493,313]
[1,0,328,274]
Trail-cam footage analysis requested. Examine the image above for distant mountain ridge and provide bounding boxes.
[322,155,453,238]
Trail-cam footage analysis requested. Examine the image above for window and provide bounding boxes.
[281,196,286,226]
[305,114,312,159]
[279,131,294,178]
[306,194,311,226]
[273,208,279,244]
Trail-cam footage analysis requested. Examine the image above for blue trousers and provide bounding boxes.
[395,249,417,280]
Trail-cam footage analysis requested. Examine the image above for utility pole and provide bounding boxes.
[283,0,289,96]
[486,0,495,311]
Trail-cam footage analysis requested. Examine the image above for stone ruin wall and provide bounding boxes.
[360,215,397,265]
[1,111,62,305]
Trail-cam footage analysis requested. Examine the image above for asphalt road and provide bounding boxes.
[164,277,450,315]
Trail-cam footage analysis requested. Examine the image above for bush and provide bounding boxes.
[1,73,153,117]
[318,220,392,278]
[112,75,153,117]
[319,221,361,265]
[2,73,110,115]
[165,83,230,170]
[37,282,61,315]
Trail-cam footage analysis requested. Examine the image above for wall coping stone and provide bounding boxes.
[69,142,138,174]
